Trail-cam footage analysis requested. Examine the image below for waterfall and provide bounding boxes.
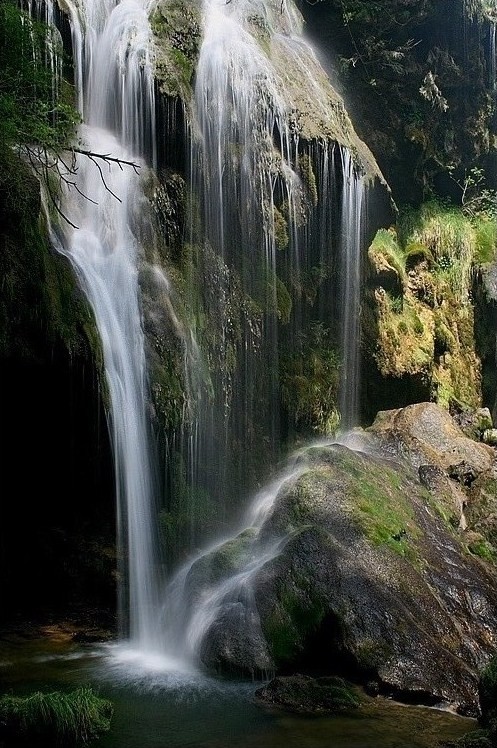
[184,0,302,536]
[183,0,371,543]
[490,22,496,91]
[337,148,366,430]
[161,460,306,670]
[37,0,165,653]
[156,0,370,669]
[29,0,377,671]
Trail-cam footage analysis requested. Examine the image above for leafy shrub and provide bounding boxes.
[479,656,497,728]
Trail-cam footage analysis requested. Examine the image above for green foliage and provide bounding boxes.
[369,228,407,284]
[399,201,478,303]
[280,322,341,436]
[338,0,421,80]
[0,1,79,151]
[450,167,497,222]
[467,538,497,563]
[474,217,497,265]
[388,294,404,314]
[0,687,113,746]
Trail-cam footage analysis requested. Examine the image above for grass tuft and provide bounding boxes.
[0,686,113,746]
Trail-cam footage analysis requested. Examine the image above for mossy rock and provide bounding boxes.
[254,674,361,714]
[185,528,258,595]
[365,203,490,411]
[151,0,201,100]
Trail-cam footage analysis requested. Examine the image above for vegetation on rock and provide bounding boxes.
[365,201,496,410]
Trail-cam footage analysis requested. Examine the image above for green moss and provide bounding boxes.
[275,276,292,323]
[273,205,289,250]
[186,529,258,589]
[370,200,484,411]
[404,241,435,269]
[151,0,201,99]
[434,313,457,354]
[298,153,318,207]
[263,567,327,665]
[369,227,407,284]
[467,538,497,563]
[348,464,420,558]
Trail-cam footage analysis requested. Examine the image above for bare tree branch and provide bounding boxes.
[19,142,142,229]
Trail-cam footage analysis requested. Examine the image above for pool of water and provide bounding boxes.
[0,633,477,748]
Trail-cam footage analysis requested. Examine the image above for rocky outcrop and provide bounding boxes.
[367,401,497,550]
[192,403,497,714]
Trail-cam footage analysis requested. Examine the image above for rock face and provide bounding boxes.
[193,403,497,714]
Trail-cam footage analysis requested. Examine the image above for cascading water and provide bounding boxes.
[31,0,380,673]
[181,0,373,550]
[337,149,366,430]
[38,0,165,654]
[490,21,496,90]
[184,0,301,536]
[157,0,372,669]
[161,464,305,671]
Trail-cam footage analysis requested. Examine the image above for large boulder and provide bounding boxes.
[366,402,495,476]
[190,409,497,714]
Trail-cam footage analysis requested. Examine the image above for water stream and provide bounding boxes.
[337,148,366,430]
[39,0,164,653]
[34,0,369,671]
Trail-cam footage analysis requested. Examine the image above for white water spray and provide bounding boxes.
[161,463,306,668]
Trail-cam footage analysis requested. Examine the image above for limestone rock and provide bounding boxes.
[367,402,495,476]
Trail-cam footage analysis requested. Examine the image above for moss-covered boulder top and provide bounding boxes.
[190,403,497,714]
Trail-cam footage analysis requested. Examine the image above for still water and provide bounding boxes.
[0,632,476,748]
